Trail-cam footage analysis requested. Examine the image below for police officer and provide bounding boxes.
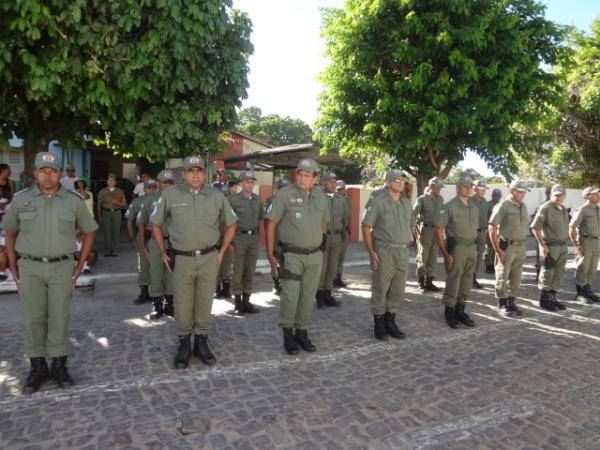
[532,186,552,282]
[137,170,175,319]
[484,188,502,274]
[266,158,327,355]
[471,180,488,289]
[531,184,569,311]
[2,152,97,394]
[229,170,264,314]
[362,169,414,340]
[434,176,478,328]
[488,181,530,316]
[414,177,444,292]
[212,168,229,194]
[569,186,600,304]
[125,179,156,304]
[265,178,290,294]
[151,156,237,369]
[334,179,351,288]
[96,173,127,257]
[215,176,236,299]
[316,171,348,308]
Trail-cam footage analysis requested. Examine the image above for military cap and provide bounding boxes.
[508,180,530,192]
[277,179,290,189]
[456,176,475,187]
[239,170,257,182]
[492,188,502,196]
[336,180,346,189]
[296,158,320,174]
[183,155,205,170]
[551,184,566,196]
[321,171,338,181]
[144,179,157,189]
[107,173,117,180]
[428,177,444,188]
[384,169,405,182]
[157,169,175,182]
[34,152,61,171]
[545,186,552,195]
[582,186,600,198]
[474,180,487,190]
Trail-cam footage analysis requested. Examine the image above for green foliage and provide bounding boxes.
[0,0,253,167]
[315,0,568,189]
[236,107,313,146]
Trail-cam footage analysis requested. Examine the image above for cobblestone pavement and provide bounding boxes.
[0,243,599,449]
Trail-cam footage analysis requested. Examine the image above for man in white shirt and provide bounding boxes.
[59,164,79,191]
[133,173,150,197]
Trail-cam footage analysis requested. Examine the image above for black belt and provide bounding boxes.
[506,239,526,245]
[173,245,218,256]
[420,223,434,228]
[103,208,120,211]
[236,229,258,235]
[22,254,72,263]
[281,243,322,255]
[580,235,599,240]
[326,230,342,235]
[545,241,567,246]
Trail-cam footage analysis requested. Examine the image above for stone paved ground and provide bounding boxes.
[1,243,599,449]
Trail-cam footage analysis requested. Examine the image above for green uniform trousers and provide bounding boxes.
[337,236,348,276]
[575,239,599,286]
[442,243,477,307]
[138,247,151,286]
[538,244,568,292]
[494,242,526,299]
[232,234,259,295]
[18,258,74,358]
[319,233,342,290]
[101,209,121,255]
[172,252,218,335]
[371,244,409,315]
[474,231,486,272]
[279,251,322,329]
[148,238,173,297]
[416,225,438,277]
[218,250,232,282]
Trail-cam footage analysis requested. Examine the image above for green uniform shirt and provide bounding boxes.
[324,192,349,233]
[489,198,529,241]
[137,192,161,229]
[487,199,499,220]
[365,187,386,209]
[228,192,264,231]
[436,196,479,240]
[1,185,98,258]
[531,201,570,242]
[413,193,444,226]
[125,196,144,221]
[471,196,488,231]
[266,184,327,248]
[151,183,237,250]
[362,190,415,245]
[569,203,600,238]
[97,187,126,210]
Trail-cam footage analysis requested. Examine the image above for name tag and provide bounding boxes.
[17,207,37,213]
[172,203,188,208]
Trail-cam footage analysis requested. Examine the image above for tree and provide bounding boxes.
[236,107,313,146]
[315,0,568,193]
[0,0,253,172]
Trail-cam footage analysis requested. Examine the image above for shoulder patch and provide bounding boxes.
[14,188,31,197]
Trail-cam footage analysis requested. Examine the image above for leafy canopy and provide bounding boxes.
[236,106,313,146]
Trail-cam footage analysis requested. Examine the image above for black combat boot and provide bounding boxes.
[220,280,231,299]
[174,335,191,369]
[575,284,586,302]
[215,281,223,298]
[241,293,259,314]
[22,357,49,394]
[417,275,426,290]
[333,275,347,288]
[539,291,556,311]
[498,298,511,316]
[193,335,216,365]
[383,312,406,339]
[507,297,523,317]
[50,356,74,389]
[294,329,316,352]
[163,295,174,317]
[455,304,475,327]
[283,328,299,355]
[485,264,495,274]
[324,289,341,307]
[550,290,567,310]
[444,307,459,328]
[424,276,440,292]
[472,274,483,289]
[234,294,244,313]
[315,290,326,309]
[583,284,599,303]
[149,297,165,320]
[373,314,388,340]
[134,285,150,304]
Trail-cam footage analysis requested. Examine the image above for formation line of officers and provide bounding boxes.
[3,153,599,394]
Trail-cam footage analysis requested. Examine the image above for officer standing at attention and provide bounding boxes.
[151,156,237,369]
[484,188,502,274]
[137,170,175,319]
[229,170,264,314]
[531,186,552,282]
[215,175,235,300]
[362,169,414,340]
[434,176,478,328]
[470,180,488,289]
[413,177,444,292]
[125,179,156,305]
[334,179,351,288]
[2,152,97,394]
[96,173,127,257]
[315,171,348,308]
[569,186,600,304]
[265,178,290,295]
[531,184,570,311]
[266,158,327,355]
[488,181,530,316]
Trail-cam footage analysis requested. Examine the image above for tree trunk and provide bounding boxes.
[22,132,52,184]
[416,173,429,196]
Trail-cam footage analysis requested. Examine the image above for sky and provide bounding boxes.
[232,0,599,176]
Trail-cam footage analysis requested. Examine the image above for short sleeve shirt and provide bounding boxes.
[530,201,569,242]
[362,190,414,245]
[569,203,600,238]
[324,192,349,232]
[97,187,126,210]
[228,192,264,231]
[489,198,529,241]
[436,196,479,240]
[413,193,444,226]
[470,196,488,230]
[125,197,144,221]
